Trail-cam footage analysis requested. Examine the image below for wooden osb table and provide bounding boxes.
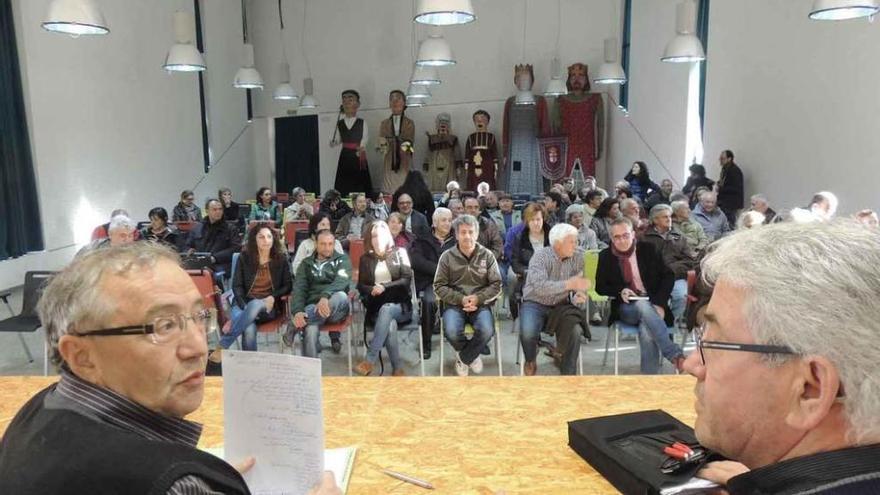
[0,376,696,494]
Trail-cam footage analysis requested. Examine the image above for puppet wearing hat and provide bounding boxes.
[423,113,463,192]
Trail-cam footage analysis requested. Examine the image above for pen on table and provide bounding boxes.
[382,469,435,490]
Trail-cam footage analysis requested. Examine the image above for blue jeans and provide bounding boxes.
[442,306,494,365]
[219,299,269,351]
[302,291,351,358]
[618,299,683,374]
[669,279,688,323]
[519,301,581,375]
[499,261,510,289]
[366,303,408,370]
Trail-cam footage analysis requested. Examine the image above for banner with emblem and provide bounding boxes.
[538,136,569,181]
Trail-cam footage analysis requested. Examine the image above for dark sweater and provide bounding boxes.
[409,231,456,292]
[356,248,413,325]
[232,251,292,309]
[595,241,675,327]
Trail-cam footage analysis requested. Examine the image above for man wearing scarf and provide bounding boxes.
[379,90,414,193]
[595,218,685,374]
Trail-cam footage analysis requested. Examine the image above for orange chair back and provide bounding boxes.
[175,221,197,233]
[186,269,217,310]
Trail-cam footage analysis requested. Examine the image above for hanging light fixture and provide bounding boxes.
[594,38,627,84]
[544,58,568,97]
[809,0,879,20]
[416,27,456,66]
[273,63,299,100]
[413,0,475,25]
[42,0,109,36]
[233,43,263,89]
[406,83,431,99]
[163,11,205,72]
[661,0,705,63]
[410,65,442,86]
[406,96,428,107]
[299,77,319,109]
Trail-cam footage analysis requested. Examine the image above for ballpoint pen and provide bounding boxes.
[382,469,435,490]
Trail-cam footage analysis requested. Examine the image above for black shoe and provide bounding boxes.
[206,359,222,376]
[282,327,296,348]
[422,347,432,360]
[331,339,342,354]
[480,345,491,356]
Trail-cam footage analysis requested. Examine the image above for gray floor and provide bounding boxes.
[0,286,695,377]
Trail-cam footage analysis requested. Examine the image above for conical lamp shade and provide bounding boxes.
[163,11,205,72]
[234,44,264,89]
[416,30,456,67]
[299,78,319,108]
[42,0,109,36]
[809,0,879,20]
[410,65,442,86]
[273,62,299,100]
[414,0,476,25]
[594,38,626,84]
[661,1,705,63]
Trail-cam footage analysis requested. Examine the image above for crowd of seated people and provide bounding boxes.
[87,155,880,378]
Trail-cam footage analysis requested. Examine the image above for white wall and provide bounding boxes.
[703,0,880,214]
[248,0,619,193]
[1,0,257,290]
[606,0,691,190]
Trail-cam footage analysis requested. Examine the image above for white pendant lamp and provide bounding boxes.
[273,63,299,100]
[594,38,627,84]
[661,0,705,63]
[414,0,476,25]
[406,97,428,107]
[416,28,456,67]
[163,11,205,72]
[809,0,879,20]
[233,44,263,89]
[299,78,319,109]
[410,65,442,86]
[42,0,109,36]
[406,84,432,99]
[544,58,568,96]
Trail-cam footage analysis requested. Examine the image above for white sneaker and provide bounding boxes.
[454,353,469,377]
[469,355,484,374]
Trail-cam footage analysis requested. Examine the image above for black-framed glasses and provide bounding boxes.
[69,308,216,345]
[694,322,796,366]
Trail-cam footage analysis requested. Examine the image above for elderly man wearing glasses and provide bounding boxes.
[685,221,880,493]
[0,243,340,495]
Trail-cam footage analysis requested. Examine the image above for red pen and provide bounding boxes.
[663,446,691,460]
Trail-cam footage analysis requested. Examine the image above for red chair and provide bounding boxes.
[275,192,290,203]
[91,224,108,241]
[256,295,290,352]
[348,239,365,283]
[284,220,309,254]
[175,221,197,233]
[315,314,354,376]
[187,268,224,338]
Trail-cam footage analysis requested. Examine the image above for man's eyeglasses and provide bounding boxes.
[69,308,216,345]
[694,322,795,366]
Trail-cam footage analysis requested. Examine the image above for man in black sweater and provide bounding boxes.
[716,149,744,228]
[183,199,242,276]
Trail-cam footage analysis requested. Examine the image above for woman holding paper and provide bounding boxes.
[354,221,413,376]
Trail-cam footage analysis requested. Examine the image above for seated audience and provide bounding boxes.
[319,189,352,225]
[211,225,291,362]
[481,191,499,218]
[183,199,241,276]
[687,221,880,492]
[490,193,521,238]
[683,164,715,207]
[511,203,550,320]
[410,207,456,359]
[335,193,372,249]
[624,161,661,203]
[354,221,413,376]
[641,204,699,323]
[434,215,502,376]
[81,214,137,255]
[581,189,606,227]
[543,191,566,227]
[520,223,591,376]
[565,204,598,250]
[283,186,314,223]
[0,243,283,493]
[855,209,879,228]
[366,190,389,222]
[620,197,647,235]
[644,178,674,213]
[248,187,281,226]
[218,187,242,226]
[790,191,838,223]
[560,177,578,203]
[463,195,503,260]
[393,171,435,222]
[671,200,709,254]
[614,180,633,201]
[693,191,731,241]
[393,193,430,238]
[173,189,202,222]
[291,212,345,275]
[140,207,179,248]
[749,193,780,224]
[91,208,132,240]
[438,180,461,207]
[447,198,464,218]
[290,230,352,358]
[549,183,572,209]
[388,212,415,249]
[736,210,765,230]
[596,218,685,374]
[590,198,622,249]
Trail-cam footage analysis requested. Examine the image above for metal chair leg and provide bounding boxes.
[614,324,620,376]
[495,327,503,377]
[602,322,612,368]
[418,325,426,377]
[18,333,34,363]
[43,337,49,376]
[347,326,353,377]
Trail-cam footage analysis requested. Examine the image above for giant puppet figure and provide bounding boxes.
[555,63,604,180]
[378,89,415,193]
[331,89,373,196]
[501,64,551,195]
[464,110,499,191]
[423,112,463,191]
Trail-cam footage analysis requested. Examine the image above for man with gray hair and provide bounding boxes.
[692,190,730,241]
[434,214,501,376]
[519,223,592,376]
[565,204,599,250]
[688,221,880,492]
[410,207,456,359]
[641,204,699,323]
[79,214,136,256]
[671,200,709,254]
[447,198,464,219]
[749,194,779,224]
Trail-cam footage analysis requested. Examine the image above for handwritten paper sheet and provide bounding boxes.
[223,351,324,495]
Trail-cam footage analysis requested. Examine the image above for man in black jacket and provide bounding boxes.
[183,199,242,276]
[596,218,685,374]
[409,207,455,359]
[716,149,744,228]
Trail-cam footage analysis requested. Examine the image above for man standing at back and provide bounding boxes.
[716,149,743,228]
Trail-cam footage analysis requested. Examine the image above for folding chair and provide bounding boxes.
[174,221,197,233]
[359,278,426,376]
[313,314,354,376]
[438,303,503,376]
[284,220,309,254]
[348,239,365,284]
[0,271,55,375]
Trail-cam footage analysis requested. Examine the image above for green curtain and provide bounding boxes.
[0,0,43,260]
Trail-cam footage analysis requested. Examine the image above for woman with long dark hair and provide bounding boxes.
[623,161,661,203]
[218,187,241,224]
[510,203,550,319]
[683,164,715,207]
[216,225,291,353]
[392,170,435,221]
[248,187,281,226]
[590,198,622,248]
[354,220,413,376]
